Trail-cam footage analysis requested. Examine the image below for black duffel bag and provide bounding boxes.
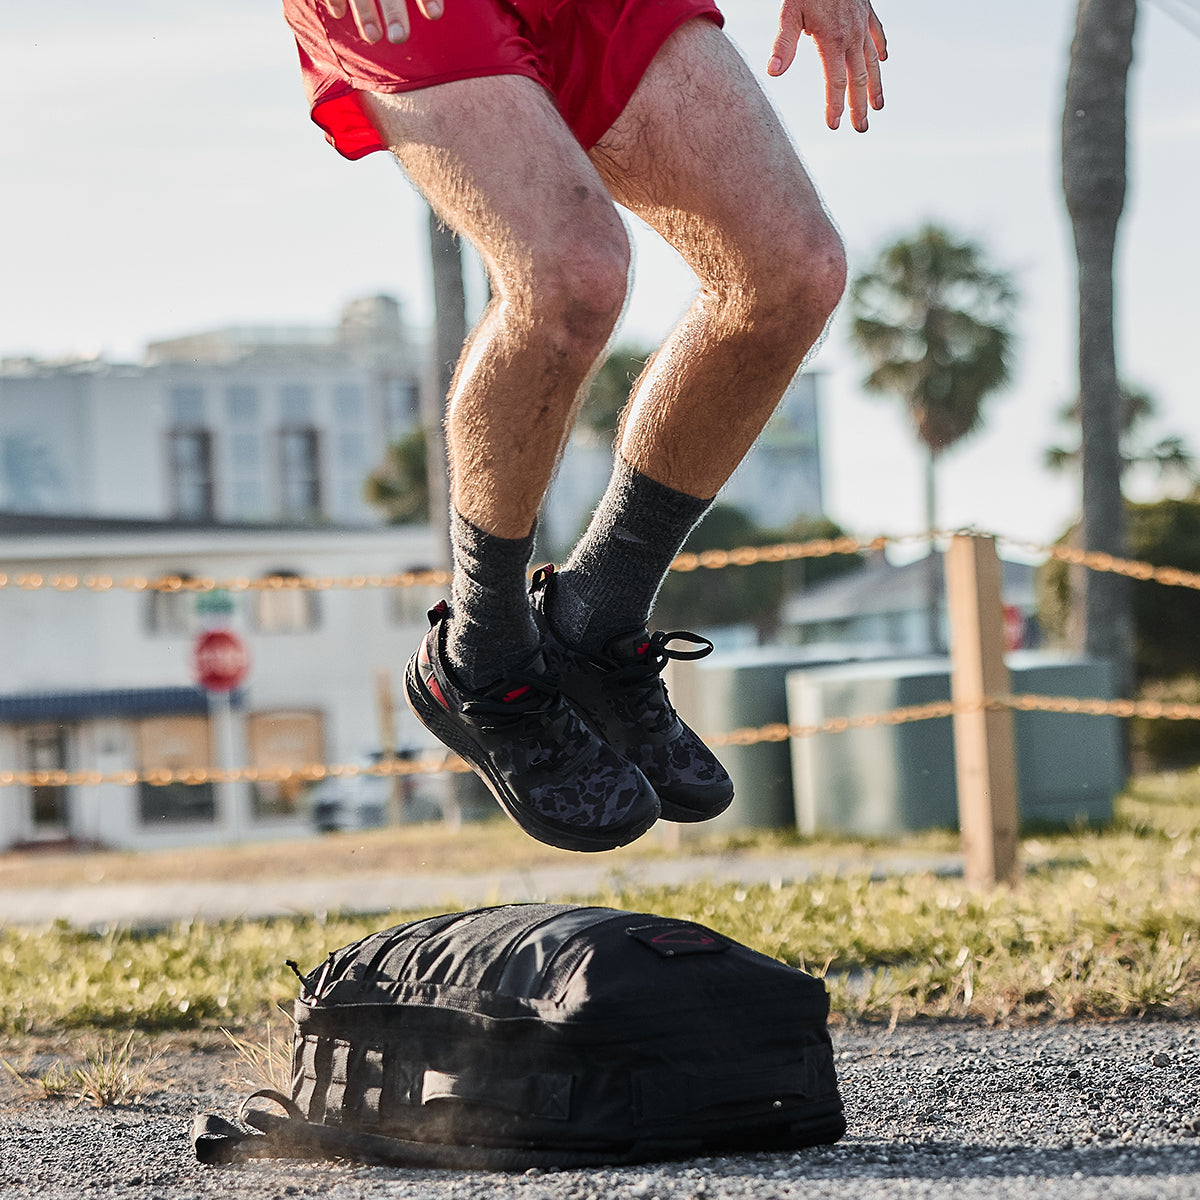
[195,903,845,1170]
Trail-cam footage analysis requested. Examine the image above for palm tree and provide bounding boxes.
[580,344,653,442]
[849,224,1017,652]
[1044,384,1195,488]
[364,429,429,524]
[1062,0,1138,700]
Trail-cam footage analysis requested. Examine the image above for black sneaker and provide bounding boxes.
[404,601,660,853]
[530,566,735,823]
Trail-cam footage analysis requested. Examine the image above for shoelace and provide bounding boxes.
[460,670,589,771]
[601,631,714,731]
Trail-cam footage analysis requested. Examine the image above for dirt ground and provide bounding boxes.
[5,1020,1200,1200]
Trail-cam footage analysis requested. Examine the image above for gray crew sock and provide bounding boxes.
[550,456,714,654]
[446,508,540,691]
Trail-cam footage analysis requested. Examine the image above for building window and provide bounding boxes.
[280,384,313,423]
[136,716,215,825]
[390,566,441,626]
[333,383,365,421]
[25,725,70,838]
[225,385,260,424]
[229,431,267,520]
[146,573,197,637]
[252,570,319,634]
[279,427,322,520]
[383,378,420,437]
[246,709,324,818]
[168,429,215,521]
[169,385,205,426]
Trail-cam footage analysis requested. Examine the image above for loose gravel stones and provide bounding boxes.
[3,1021,1200,1199]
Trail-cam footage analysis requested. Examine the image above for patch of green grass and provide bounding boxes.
[2,777,1198,1033]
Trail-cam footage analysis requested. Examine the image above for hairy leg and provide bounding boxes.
[363,77,630,539]
[589,19,848,499]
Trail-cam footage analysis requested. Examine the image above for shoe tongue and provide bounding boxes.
[603,630,652,663]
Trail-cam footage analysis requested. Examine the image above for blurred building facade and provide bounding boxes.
[0,297,447,851]
[0,295,425,528]
[0,514,443,851]
[541,372,825,553]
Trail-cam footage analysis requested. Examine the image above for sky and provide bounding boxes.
[2,0,1199,552]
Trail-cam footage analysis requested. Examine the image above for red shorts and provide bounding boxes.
[284,0,724,159]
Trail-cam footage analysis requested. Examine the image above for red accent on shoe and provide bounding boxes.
[427,677,449,709]
[502,685,532,703]
[637,641,650,657]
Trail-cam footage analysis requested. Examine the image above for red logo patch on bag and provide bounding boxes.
[625,923,729,958]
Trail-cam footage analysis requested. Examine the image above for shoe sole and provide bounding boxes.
[404,654,659,854]
[657,785,735,824]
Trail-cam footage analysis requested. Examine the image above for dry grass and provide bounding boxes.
[2,1033,157,1107]
[0,813,946,891]
[1,774,1197,1033]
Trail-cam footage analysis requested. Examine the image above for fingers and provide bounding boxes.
[845,13,885,132]
[329,0,445,44]
[343,0,385,42]
[769,0,886,133]
[818,44,850,130]
[869,5,888,62]
[767,5,804,77]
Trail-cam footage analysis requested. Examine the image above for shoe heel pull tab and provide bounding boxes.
[427,599,451,626]
[530,563,555,593]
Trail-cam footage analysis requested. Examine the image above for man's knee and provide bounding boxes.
[529,235,630,364]
[760,217,847,334]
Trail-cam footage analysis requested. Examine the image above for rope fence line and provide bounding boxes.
[3,529,1199,798]
[1,693,1195,791]
[5,529,1200,594]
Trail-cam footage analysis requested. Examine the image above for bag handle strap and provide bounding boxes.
[192,1102,652,1171]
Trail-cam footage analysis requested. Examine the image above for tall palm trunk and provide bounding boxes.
[426,209,466,569]
[924,449,943,654]
[1062,0,1137,699]
[427,211,493,821]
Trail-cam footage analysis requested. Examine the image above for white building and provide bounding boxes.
[540,372,825,554]
[0,514,445,851]
[0,295,426,528]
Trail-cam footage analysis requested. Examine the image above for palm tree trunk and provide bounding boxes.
[426,208,466,569]
[925,449,943,654]
[428,210,493,821]
[1062,0,1137,698]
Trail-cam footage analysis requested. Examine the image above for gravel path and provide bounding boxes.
[4,1019,1199,1199]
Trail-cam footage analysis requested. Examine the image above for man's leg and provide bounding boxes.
[534,18,846,823]
[363,76,660,851]
[550,16,847,651]
[362,76,629,685]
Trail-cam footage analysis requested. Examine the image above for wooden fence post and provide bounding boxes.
[945,533,1021,886]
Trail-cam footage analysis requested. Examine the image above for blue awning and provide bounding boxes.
[0,687,238,724]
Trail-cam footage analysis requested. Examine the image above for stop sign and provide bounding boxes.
[193,628,250,692]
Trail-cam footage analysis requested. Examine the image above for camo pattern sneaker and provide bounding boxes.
[530,566,735,823]
[405,601,660,852]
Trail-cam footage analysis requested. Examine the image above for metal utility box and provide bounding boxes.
[667,648,836,831]
[787,654,1123,837]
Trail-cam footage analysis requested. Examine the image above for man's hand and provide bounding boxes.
[767,0,887,133]
[322,0,444,45]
